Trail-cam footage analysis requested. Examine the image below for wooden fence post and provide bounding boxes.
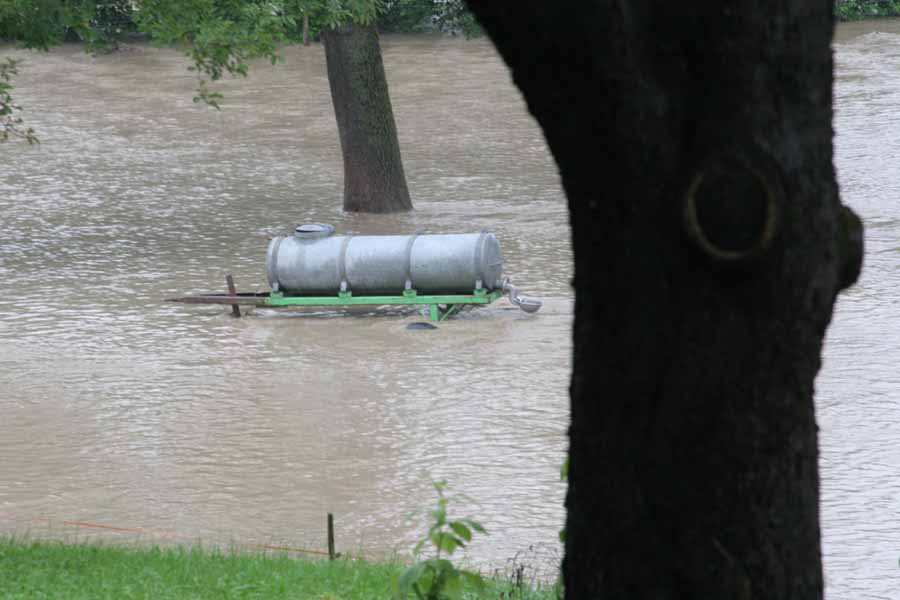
[327,513,335,560]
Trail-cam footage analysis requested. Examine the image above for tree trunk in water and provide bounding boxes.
[321,23,412,213]
[466,2,863,599]
[302,14,309,46]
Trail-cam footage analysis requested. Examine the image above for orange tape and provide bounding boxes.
[62,521,177,539]
[2,514,345,558]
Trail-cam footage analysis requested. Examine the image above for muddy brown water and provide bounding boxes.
[1,23,898,596]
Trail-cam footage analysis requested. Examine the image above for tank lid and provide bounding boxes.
[294,223,335,239]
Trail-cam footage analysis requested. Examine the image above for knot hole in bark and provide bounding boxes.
[683,156,778,263]
[837,204,863,290]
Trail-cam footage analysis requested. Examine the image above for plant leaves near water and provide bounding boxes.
[416,563,435,596]
[396,562,426,597]
[448,521,471,542]
[429,531,445,553]
[460,570,486,593]
[439,569,463,600]
[437,533,462,555]
[431,558,455,572]
[394,481,491,600]
[430,506,446,527]
[462,518,486,534]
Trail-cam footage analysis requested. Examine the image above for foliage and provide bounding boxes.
[71,0,139,52]
[0,0,477,146]
[0,1,130,52]
[0,0,74,49]
[395,480,487,600]
[378,0,435,33]
[836,0,900,20]
[0,57,37,143]
[1,537,558,599]
[0,1,389,112]
[0,537,403,599]
[430,0,479,37]
[0,0,480,124]
[316,0,381,29]
[136,0,392,107]
[136,0,295,108]
[279,0,382,42]
[494,545,563,600]
[378,0,479,37]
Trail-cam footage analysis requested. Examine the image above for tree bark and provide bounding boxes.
[321,23,412,213]
[302,14,310,46]
[465,2,863,599]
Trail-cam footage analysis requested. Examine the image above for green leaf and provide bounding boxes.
[461,570,486,591]
[449,521,471,542]
[440,570,463,600]
[416,563,434,595]
[396,562,426,597]
[431,558,455,573]
[438,534,460,555]
[462,519,486,535]
[429,531,444,552]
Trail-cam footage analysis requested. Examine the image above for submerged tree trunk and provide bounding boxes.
[321,23,412,213]
[466,2,863,599]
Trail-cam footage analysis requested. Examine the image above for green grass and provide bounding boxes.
[0,538,559,599]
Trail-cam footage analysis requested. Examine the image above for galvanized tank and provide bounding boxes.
[266,224,505,295]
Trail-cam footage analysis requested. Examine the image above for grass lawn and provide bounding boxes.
[0,538,559,599]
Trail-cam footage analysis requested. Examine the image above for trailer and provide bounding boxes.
[168,224,541,322]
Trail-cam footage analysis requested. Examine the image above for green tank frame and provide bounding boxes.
[168,277,504,322]
[268,288,503,322]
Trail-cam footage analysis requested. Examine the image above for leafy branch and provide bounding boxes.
[396,480,487,600]
[0,58,37,144]
[136,0,294,108]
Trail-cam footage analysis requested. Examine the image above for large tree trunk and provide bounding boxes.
[466,2,863,599]
[321,23,412,213]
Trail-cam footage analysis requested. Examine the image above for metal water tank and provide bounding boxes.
[266,224,505,295]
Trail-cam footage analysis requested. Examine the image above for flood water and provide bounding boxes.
[0,34,571,576]
[0,21,898,597]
